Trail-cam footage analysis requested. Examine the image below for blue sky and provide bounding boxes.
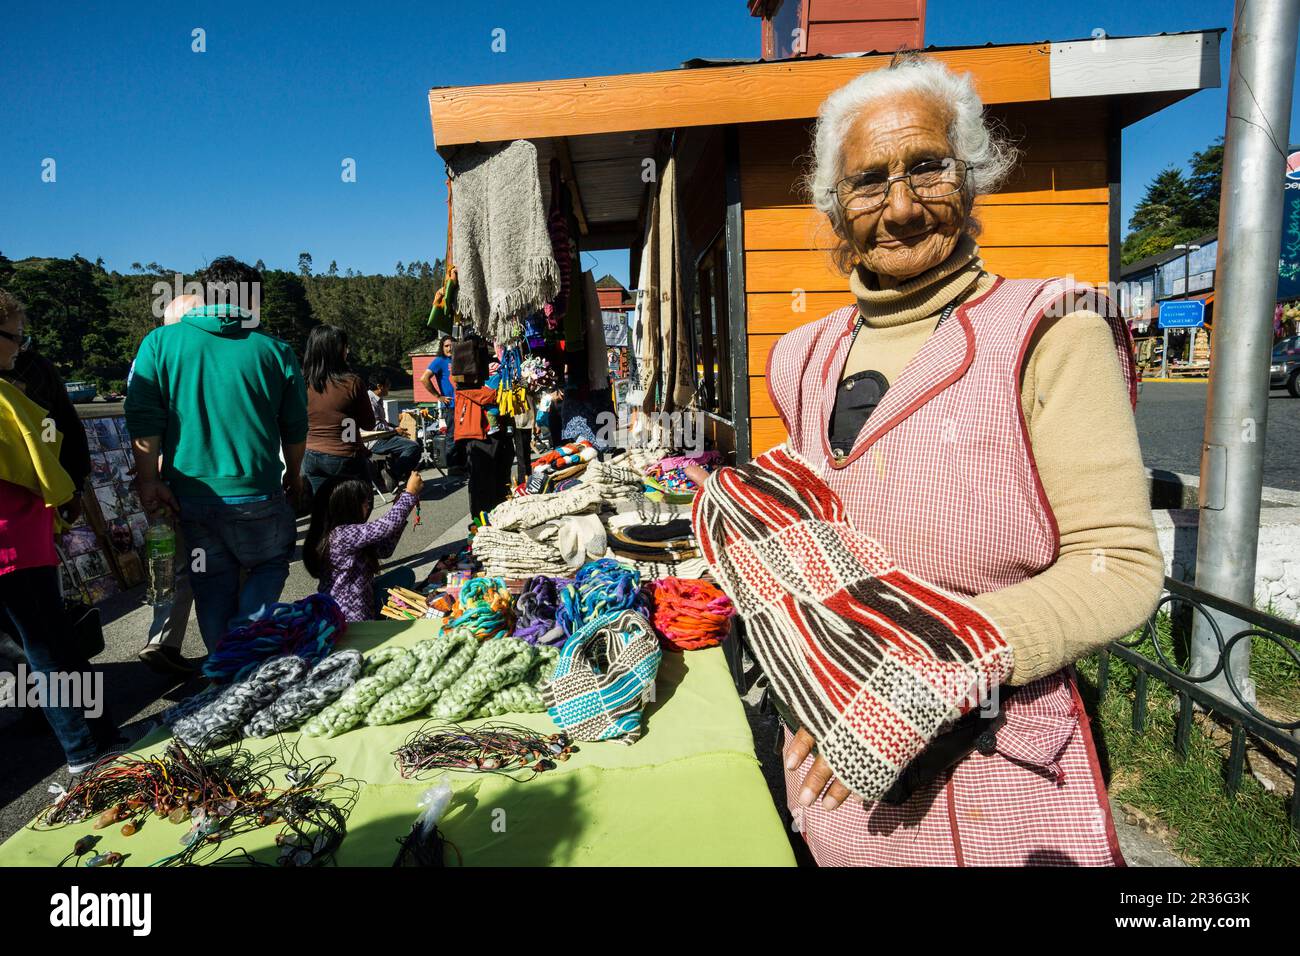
[0,0,1291,287]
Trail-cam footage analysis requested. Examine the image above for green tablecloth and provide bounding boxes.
[0,621,795,866]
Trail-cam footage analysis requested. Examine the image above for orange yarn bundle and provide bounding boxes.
[651,578,736,651]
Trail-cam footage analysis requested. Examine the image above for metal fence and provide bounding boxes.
[1096,576,1300,828]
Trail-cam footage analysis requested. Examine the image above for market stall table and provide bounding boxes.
[0,620,794,866]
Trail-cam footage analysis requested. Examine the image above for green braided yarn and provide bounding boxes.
[365,630,477,726]
[472,644,560,717]
[432,637,537,721]
[425,625,481,696]
[302,646,415,738]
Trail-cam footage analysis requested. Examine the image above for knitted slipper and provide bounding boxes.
[431,637,537,721]
[693,445,1013,802]
[302,646,416,738]
[543,610,662,744]
[244,649,364,737]
[365,631,477,726]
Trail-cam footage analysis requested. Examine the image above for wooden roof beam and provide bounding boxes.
[555,137,589,237]
[429,44,1052,146]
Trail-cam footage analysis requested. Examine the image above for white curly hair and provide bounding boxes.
[804,54,1020,273]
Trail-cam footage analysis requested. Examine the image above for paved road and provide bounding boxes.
[0,470,472,844]
[1136,382,1300,492]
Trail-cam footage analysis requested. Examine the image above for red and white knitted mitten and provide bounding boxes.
[693,445,1014,802]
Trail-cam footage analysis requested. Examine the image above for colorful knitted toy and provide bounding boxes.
[692,445,1013,803]
[544,609,662,744]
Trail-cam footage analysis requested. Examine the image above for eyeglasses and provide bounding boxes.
[831,158,976,211]
[0,329,31,352]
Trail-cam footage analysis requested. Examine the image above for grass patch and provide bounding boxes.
[1078,615,1300,867]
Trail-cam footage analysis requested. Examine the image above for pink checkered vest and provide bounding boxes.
[767,276,1137,866]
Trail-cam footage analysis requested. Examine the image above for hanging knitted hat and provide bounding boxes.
[692,446,1013,803]
[543,609,662,744]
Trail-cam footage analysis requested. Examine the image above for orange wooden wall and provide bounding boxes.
[739,98,1113,455]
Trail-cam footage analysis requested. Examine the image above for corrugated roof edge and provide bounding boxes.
[426,27,1227,92]
[676,28,1226,71]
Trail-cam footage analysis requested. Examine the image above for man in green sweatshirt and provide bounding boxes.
[125,257,308,651]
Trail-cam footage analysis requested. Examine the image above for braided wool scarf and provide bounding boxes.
[692,446,1013,802]
[202,592,345,684]
[513,575,569,644]
[448,577,516,641]
[543,609,662,744]
[651,578,735,651]
[431,636,537,721]
[473,643,560,717]
[365,631,478,726]
[302,646,416,738]
[244,649,365,738]
[173,655,310,747]
[556,559,644,637]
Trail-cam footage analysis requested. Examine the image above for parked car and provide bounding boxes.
[64,381,97,404]
[1271,335,1300,397]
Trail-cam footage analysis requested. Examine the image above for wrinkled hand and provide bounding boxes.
[784,727,853,811]
[137,478,179,517]
[684,464,711,488]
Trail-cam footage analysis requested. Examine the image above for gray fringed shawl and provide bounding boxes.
[449,139,560,343]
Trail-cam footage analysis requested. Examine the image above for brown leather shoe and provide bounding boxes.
[138,645,201,677]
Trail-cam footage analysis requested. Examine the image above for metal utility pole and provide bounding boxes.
[1192,0,1300,704]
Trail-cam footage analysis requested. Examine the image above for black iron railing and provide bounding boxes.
[1097,576,1300,828]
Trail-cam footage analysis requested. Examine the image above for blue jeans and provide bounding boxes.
[0,566,117,765]
[301,449,369,495]
[178,494,296,650]
[369,435,422,487]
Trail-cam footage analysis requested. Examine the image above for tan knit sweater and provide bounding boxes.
[843,237,1163,685]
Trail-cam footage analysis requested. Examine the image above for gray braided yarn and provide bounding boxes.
[432,637,537,721]
[172,655,310,748]
[161,683,224,726]
[244,649,364,738]
[473,643,560,717]
[301,646,416,738]
[365,631,476,726]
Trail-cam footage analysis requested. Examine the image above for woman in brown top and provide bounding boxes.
[301,324,375,494]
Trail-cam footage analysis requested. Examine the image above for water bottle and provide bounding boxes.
[145,518,176,607]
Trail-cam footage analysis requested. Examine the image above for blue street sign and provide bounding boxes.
[1158,299,1205,329]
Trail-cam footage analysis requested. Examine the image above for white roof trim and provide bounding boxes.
[1050,32,1221,99]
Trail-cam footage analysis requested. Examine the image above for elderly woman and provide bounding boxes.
[693,55,1162,866]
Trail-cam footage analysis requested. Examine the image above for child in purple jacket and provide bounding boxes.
[303,471,422,622]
